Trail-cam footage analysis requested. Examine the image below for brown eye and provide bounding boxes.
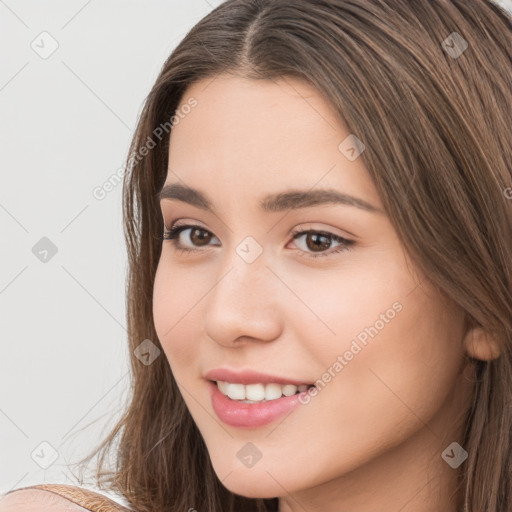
[162,224,219,253]
[290,229,355,258]
[188,227,212,246]
[304,233,331,252]
[162,224,355,259]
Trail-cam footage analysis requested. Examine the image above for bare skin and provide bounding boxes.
[153,73,499,512]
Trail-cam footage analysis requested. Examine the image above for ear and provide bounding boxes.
[463,324,502,361]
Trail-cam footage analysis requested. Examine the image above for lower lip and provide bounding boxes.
[208,380,312,428]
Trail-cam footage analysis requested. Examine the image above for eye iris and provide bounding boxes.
[306,233,331,252]
[190,228,211,246]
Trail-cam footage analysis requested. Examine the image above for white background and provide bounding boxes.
[1,0,511,502]
[0,0,224,501]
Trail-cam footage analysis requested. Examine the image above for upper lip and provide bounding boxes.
[204,368,314,386]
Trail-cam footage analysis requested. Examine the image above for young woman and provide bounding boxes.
[3,1,511,511]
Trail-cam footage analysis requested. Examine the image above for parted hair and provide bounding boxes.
[76,1,512,511]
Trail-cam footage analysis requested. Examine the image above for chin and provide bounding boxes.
[213,466,284,499]
[223,481,280,500]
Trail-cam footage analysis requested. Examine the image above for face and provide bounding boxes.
[153,74,472,508]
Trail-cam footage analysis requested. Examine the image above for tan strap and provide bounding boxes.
[4,484,132,512]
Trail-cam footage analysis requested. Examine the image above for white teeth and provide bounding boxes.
[216,380,230,395]
[216,380,311,402]
[264,383,283,400]
[245,383,266,401]
[226,383,245,400]
[282,384,298,397]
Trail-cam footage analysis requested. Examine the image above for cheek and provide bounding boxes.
[283,251,465,431]
[308,281,465,448]
[152,258,202,374]
[277,248,413,364]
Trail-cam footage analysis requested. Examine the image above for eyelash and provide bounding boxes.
[160,223,355,258]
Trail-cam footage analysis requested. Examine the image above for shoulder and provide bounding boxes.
[0,484,132,511]
[0,487,88,511]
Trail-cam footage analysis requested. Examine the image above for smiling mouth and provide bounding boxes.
[211,380,316,403]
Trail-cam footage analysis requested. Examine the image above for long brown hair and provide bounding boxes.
[74,1,512,511]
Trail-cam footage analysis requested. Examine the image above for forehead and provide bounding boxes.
[171,73,345,156]
[166,73,381,211]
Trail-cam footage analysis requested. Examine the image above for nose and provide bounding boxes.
[202,253,283,348]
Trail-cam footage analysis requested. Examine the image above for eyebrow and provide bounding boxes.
[157,182,384,215]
